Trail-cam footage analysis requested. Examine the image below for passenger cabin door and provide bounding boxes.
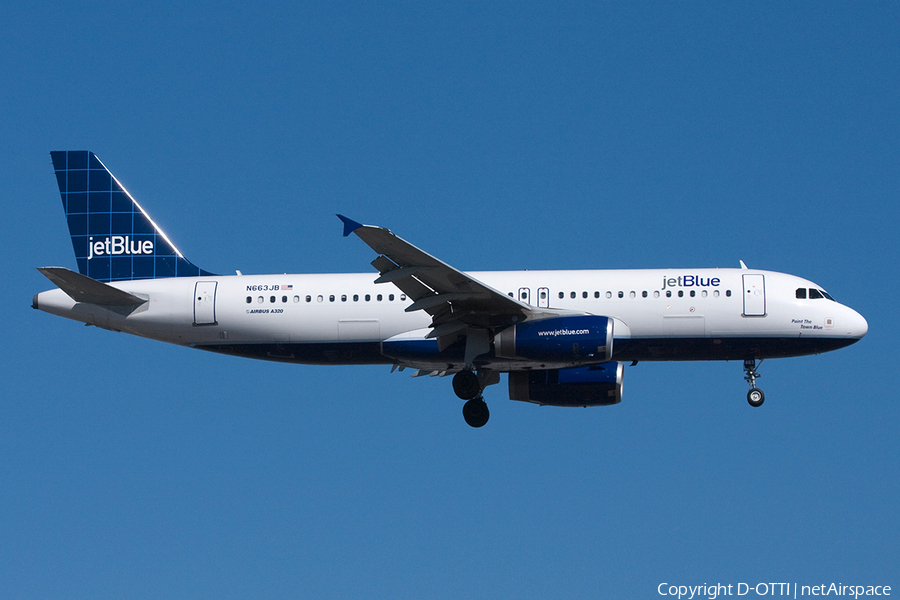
[194,281,218,325]
[742,274,766,317]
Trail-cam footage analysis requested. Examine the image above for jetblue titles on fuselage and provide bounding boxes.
[662,275,721,289]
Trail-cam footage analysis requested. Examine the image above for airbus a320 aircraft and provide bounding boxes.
[34,151,868,427]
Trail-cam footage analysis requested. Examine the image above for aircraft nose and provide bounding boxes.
[843,306,868,340]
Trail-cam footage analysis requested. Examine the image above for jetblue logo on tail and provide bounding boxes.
[88,236,155,260]
[50,151,215,282]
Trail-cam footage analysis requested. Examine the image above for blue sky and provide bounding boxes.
[2,2,897,598]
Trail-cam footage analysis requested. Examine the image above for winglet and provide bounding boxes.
[337,214,364,237]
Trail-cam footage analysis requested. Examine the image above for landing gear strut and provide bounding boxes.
[744,358,765,407]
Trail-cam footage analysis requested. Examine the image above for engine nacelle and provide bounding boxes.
[494,315,613,363]
[508,362,624,407]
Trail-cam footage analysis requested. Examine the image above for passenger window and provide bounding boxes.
[713,290,719,298]
[666,290,672,298]
[389,294,395,301]
[690,290,695,297]
[653,291,660,298]
[558,292,564,299]
[365,294,371,301]
[353,294,359,302]
[258,296,264,304]
[377,294,383,301]
[796,288,807,299]
[726,290,732,297]
[306,295,312,302]
[570,292,576,299]
[594,291,600,298]
[678,291,684,298]
[606,291,612,299]
[246,296,252,304]
[642,291,648,298]
[618,291,624,299]
[282,296,287,303]
[341,295,347,302]
[508,292,514,297]
[629,291,636,298]
[270,296,276,303]
[293,296,300,303]
[329,295,335,302]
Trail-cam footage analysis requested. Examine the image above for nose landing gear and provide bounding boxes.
[744,359,765,407]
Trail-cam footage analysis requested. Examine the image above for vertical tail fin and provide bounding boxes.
[50,151,214,282]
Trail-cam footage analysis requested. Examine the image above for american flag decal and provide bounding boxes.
[283,284,293,290]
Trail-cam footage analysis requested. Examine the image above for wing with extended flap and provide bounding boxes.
[338,215,582,359]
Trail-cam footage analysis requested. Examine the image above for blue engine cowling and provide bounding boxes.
[508,362,624,407]
[494,315,613,362]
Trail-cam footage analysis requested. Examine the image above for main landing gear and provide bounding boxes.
[744,358,765,407]
[453,370,490,428]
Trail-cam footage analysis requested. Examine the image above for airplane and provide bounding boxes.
[33,151,868,427]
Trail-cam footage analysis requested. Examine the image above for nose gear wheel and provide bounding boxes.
[744,359,765,407]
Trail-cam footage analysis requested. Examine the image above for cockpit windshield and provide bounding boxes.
[796,288,835,301]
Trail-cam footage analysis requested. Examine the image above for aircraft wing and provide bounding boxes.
[338,216,580,353]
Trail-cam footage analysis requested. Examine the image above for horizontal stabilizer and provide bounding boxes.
[37,267,147,306]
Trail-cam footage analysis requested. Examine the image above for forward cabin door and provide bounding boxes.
[742,274,766,317]
[194,281,218,325]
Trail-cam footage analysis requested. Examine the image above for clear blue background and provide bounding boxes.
[2,2,896,598]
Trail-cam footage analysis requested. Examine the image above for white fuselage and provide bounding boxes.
[34,267,868,370]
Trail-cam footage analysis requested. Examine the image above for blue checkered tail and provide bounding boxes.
[50,151,215,282]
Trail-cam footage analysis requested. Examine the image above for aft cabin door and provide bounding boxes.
[194,281,217,325]
[742,274,766,317]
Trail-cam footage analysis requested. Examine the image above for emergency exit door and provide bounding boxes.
[518,287,531,305]
[194,281,218,325]
[742,274,766,317]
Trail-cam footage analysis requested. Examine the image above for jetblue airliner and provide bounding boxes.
[33,151,868,427]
